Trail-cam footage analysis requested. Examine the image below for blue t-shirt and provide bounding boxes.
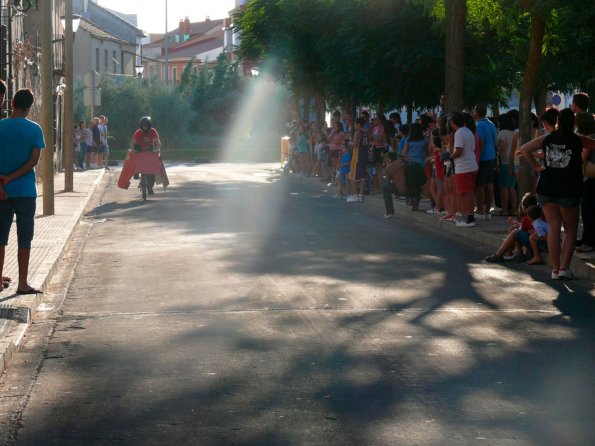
[0,117,45,198]
[339,151,352,174]
[476,118,497,161]
[398,136,408,154]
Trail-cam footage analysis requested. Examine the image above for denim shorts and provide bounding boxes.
[0,197,36,249]
[537,194,580,209]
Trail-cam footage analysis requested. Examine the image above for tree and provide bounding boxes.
[443,0,466,112]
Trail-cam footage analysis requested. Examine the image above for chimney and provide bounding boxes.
[178,19,184,36]
[184,17,190,35]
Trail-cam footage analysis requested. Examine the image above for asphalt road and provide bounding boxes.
[1,163,594,446]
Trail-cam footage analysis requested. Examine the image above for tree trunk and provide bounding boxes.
[444,0,466,113]
[534,86,547,118]
[518,4,545,196]
[491,101,500,118]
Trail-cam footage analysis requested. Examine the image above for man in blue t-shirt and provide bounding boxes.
[0,88,45,295]
[474,103,498,219]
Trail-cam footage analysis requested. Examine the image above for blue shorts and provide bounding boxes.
[0,197,36,249]
[499,164,516,188]
[516,230,548,253]
[339,171,348,187]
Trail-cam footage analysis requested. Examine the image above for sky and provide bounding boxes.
[96,0,237,34]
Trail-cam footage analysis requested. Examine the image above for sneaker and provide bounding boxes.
[456,220,476,227]
[558,269,575,279]
[485,254,504,263]
[551,270,560,280]
[383,214,394,219]
[440,214,453,221]
[346,195,359,203]
[426,208,439,214]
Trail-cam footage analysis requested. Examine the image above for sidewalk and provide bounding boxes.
[297,174,595,282]
[0,169,105,375]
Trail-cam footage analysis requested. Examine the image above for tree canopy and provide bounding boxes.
[234,0,595,115]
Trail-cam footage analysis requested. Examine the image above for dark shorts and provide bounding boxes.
[0,197,36,249]
[476,159,497,186]
[355,159,367,181]
[537,194,580,208]
[372,146,386,165]
[96,143,107,154]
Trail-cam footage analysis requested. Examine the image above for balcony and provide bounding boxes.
[52,34,64,75]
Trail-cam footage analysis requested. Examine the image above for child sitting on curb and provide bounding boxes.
[484,193,538,263]
[525,205,548,265]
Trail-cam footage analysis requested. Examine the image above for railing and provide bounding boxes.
[52,34,64,75]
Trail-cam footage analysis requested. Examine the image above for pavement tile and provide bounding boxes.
[0,169,104,375]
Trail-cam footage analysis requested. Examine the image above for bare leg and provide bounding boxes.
[475,186,485,215]
[495,230,519,257]
[17,247,33,291]
[500,187,509,215]
[559,206,579,270]
[485,184,494,214]
[528,235,543,264]
[543,204,562,272]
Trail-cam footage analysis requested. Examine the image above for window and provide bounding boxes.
[113,50,117,73]
[172,67,178,82]
[95,48,99,72]
[104,49,108,72]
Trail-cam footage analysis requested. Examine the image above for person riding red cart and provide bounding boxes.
[118,117,169,200]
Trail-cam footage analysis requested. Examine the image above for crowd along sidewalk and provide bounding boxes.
[294,174,595,283]
[0,169,105,375]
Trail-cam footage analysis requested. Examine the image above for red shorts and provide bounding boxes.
[455,171,477,194]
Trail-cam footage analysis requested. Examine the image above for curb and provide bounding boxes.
[0,170,105,376]
[292,174,595,283]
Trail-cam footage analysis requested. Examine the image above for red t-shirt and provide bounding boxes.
[132,128,160,150]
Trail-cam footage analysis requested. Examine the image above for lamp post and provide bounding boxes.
[62,1,80,192]
[164,0,169,84]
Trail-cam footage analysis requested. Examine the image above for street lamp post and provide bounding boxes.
[164,0,169,84]
[63,0,77,192]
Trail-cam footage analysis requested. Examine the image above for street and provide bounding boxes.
[1,163,594,446]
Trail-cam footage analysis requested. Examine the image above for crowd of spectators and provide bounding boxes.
[286,92,595,280]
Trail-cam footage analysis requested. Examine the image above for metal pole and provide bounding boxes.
[64,0,74,191]
[164,0,168,84]
[40,0,54,215]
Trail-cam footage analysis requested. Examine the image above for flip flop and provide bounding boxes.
[16,288,43,295]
